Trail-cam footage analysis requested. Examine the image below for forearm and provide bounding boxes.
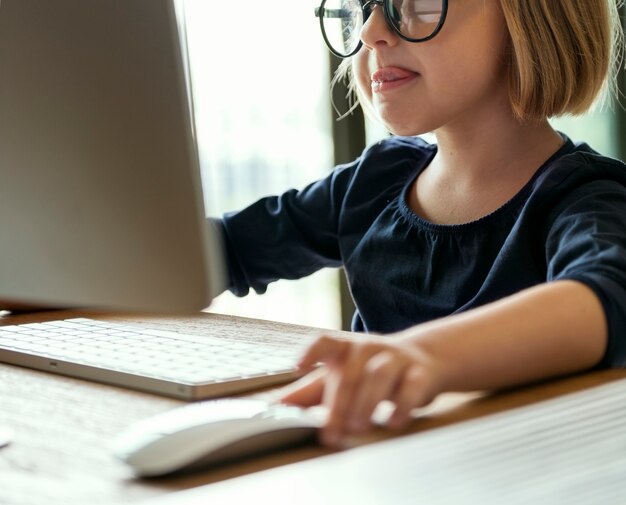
[281,280,609,445]
[402,280,608,393]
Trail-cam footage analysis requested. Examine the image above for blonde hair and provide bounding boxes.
[333,0,625,122]
[500,0,625,121]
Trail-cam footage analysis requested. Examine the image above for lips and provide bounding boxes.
[371,67,419,92]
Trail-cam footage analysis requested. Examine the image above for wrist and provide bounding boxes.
[394,330,451,399]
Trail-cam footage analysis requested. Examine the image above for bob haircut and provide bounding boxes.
[500,0,624,121]
[335,0,624,122]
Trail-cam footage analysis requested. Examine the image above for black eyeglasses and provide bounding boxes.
[315,0,448,58]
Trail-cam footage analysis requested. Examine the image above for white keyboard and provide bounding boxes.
[0,318,301,399]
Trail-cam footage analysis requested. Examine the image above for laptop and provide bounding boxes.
[0,0,224,313]
[0,0,301,399]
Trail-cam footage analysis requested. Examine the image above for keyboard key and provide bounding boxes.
[0,318,301,399]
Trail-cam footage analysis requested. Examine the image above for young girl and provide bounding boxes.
[216,0,626,447]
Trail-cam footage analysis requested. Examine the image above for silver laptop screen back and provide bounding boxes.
[0,0,224,312]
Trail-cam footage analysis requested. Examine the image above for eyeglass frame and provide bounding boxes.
[314,0,449,58]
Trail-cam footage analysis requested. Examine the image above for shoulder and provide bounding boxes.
[321,136,434,224]
[324,136,435,204]
[537,140,626,188]
[360,135,435,164]
[529,140,626,230]
[339,135,435,189]
[531,140,626,205]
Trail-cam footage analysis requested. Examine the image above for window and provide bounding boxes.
[183,0,342,330]
[551,109,620,159]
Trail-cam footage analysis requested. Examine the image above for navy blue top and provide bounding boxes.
[217,135,626,368]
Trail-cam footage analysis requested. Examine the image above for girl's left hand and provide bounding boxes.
[279,333,445,447]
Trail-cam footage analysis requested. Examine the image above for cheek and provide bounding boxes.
[415,28,509,111]
[429,52,500,97]
[352,52,373,105]
[441,10,509,92]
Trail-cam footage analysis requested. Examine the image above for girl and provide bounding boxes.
[216,0,626,447]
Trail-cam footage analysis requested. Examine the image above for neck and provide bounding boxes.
[407,109,566,226]
[431,110,564,187]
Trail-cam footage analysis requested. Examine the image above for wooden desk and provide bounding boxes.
[1,310,625,505]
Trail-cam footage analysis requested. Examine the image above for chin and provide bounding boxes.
[388,126,423,137]
[374,107,437,137]
[367,96,446,137]
[385,115,447,137]
[382,121,431,137]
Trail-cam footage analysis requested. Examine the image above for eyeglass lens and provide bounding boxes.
[319,0,444,57]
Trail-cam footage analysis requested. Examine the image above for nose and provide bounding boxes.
[360,1,398,50]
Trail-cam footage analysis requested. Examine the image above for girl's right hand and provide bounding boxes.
[279,333,446,447]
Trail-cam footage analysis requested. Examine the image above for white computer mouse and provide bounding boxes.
[112,398,326,477]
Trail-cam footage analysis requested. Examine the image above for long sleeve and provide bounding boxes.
[544,157,626,367]
[217,162,357,296]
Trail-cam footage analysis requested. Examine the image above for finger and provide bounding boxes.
[319,367,346,447]
[388,365,434,429]
[278,367,327,407]
[348,351,405,434]
[321,344,380,445]
[297,335,351,371]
